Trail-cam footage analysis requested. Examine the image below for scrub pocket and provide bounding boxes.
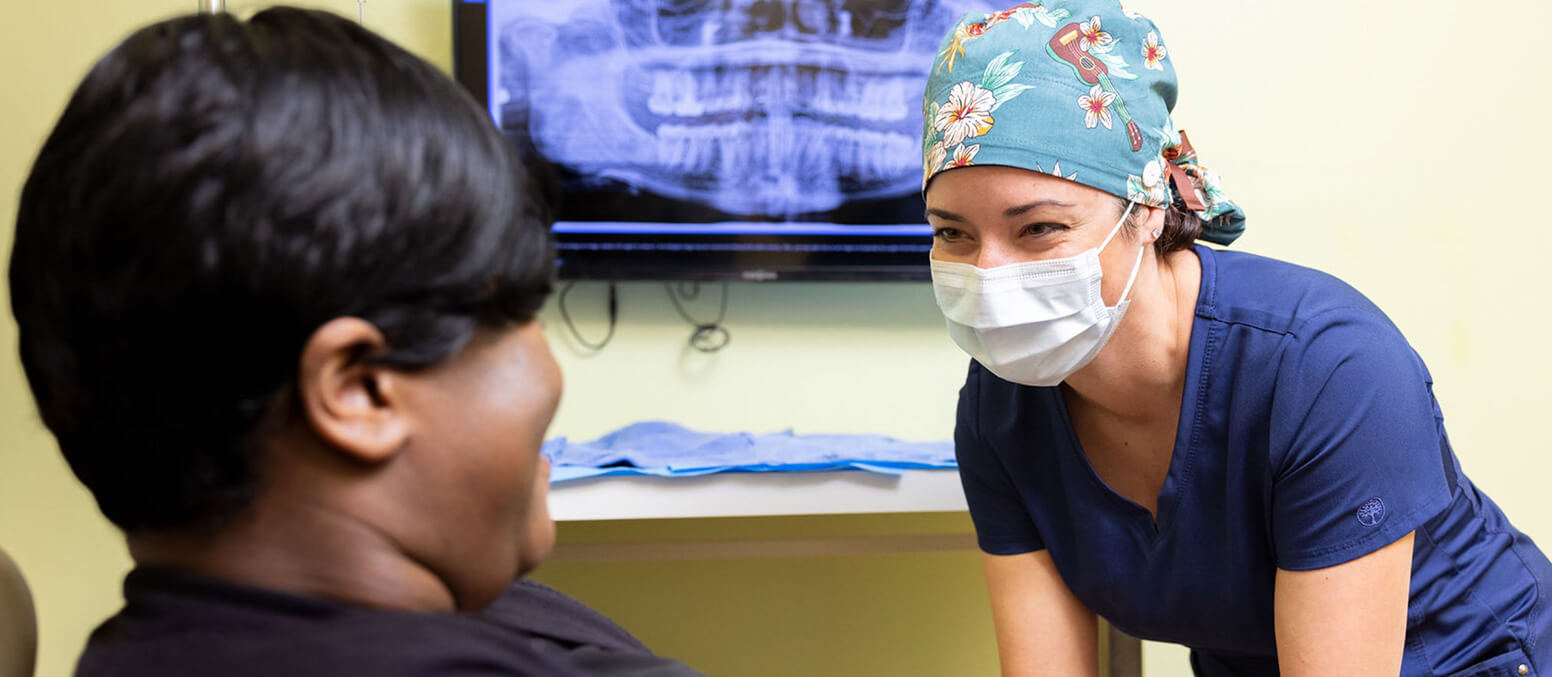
[1446,647,1534,677]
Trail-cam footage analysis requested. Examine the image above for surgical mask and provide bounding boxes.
[931,202,1145,387]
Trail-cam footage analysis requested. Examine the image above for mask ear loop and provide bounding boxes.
[1099,201,1147,306]
[1117,240,1148,304]
[1098,201,1137,251]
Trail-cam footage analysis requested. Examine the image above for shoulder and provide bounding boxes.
[315,609,702,676]
[335,614,703,677]
[267,611,599,676]
[82,569,697,677]
[481,579,649,654]
[1199,247,1426,378]
[1199,246,1390,338]
[80,599,604,677]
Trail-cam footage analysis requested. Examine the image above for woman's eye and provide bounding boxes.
[933,227,966,242]
[1021,223,1068,237]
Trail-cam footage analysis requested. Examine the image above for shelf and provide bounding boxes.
[548,468,967,521]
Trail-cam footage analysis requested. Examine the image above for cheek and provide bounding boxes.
[481,352,561,497]
[516,331,563,440]
[1098,236,1147,302]
[451,327,564,538]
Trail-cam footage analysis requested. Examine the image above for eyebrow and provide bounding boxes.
[924,199,1077,222]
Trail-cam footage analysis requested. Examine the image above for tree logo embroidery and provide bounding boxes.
[1356,497,1387,527]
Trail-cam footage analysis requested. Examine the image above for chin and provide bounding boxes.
[516,525,557,577]
[515,559,542,579]
[516,546,545,577]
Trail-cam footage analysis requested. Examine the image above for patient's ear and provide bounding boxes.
[296,317,410,464]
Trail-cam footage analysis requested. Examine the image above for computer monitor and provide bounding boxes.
[453,0,1000,280]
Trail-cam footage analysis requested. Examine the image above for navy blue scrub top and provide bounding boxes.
[955,245,1552,676]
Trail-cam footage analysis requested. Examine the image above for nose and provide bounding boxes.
[974,237,1021,269]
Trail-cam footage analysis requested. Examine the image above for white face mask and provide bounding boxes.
[931,202,1145,387]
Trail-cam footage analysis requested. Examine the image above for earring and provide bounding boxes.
[1151,228,1162,239]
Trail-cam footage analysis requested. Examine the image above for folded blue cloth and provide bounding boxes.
[543,421,956,483]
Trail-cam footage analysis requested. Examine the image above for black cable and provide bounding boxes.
[557,281,617,351]
[664,281,730,353]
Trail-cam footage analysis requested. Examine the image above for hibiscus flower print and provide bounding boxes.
[1141,31,1167,71]
[1077,85,1116,130]
[946,143,981,169]
[1078,16,1112,52]
[934,81,997,147]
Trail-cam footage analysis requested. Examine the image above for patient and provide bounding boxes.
[9,7,696,676]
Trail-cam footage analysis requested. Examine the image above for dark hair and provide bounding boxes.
[1117,193,1204,254]
[10,8,555,532]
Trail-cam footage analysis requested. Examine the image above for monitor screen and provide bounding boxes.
[453,0,1001,281]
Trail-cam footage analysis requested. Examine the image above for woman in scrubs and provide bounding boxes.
[923,2,1552,675]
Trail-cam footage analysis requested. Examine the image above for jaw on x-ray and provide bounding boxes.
[493,0,997,223]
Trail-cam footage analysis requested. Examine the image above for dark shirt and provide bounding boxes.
[77,567,702,677]
[957,245,1552,675]
[481,579,650,654]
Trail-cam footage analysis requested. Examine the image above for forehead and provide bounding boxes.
[925,165,1108,212]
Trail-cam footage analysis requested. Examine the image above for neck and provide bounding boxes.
[1063,246,1201,423]
[127,467,457,613]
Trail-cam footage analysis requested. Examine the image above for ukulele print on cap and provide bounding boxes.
[1047,16,1144,152]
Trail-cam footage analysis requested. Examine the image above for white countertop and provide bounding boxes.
[549,468,967,521]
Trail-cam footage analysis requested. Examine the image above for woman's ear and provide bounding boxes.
[1143,205,1167,243]
[296,317,410,464]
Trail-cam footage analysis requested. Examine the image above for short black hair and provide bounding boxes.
[10,7,555,532]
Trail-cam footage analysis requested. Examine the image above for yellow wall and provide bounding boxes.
[1131,3,1552,669]
[2,2,1550,677]
[1,5,190,677]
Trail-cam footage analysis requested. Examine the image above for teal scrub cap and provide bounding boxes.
[921,1,1246,245]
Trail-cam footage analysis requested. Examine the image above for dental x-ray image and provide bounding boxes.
[489,0,1002,226]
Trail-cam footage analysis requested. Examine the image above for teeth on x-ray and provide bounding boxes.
[651,121,914,185]
[623,0,915,48]
[496,0,995,219]
[645,68,912,122]
[654,120,916,213]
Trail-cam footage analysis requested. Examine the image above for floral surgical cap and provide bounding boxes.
[920,0,1245,245]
